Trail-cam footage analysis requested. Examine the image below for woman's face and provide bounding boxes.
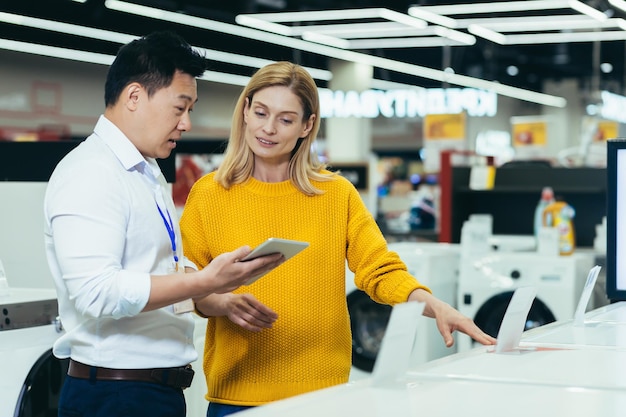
[243,85,314,166]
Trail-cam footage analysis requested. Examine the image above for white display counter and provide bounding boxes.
[234,301,626,417]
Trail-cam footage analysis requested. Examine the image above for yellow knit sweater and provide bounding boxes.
[180,171,430,406]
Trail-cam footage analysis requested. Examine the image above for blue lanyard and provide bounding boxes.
[156,202,179,266]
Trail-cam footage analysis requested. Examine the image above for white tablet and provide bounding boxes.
[241,238,309,284]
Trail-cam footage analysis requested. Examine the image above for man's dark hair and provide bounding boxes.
[104,31,207,107]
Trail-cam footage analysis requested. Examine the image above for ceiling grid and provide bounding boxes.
[1,0,625,106]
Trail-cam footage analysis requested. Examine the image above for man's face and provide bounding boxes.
[134,71,198,159]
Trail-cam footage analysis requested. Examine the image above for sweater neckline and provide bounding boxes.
[243,176,299,196]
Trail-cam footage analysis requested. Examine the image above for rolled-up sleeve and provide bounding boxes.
[45,156,151,319]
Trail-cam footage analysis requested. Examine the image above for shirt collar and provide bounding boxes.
[93,115,157,176]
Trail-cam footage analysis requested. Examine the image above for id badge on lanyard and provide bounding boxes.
[157,202,193,314]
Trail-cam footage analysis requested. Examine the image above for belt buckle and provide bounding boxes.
[178,365,195,389]
[152,365,195,389]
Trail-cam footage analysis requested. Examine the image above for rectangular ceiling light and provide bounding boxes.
[0,11,136,44]
[0,38,114,64]
[458,15,624,32]
[609,0,626,13]
[233,16,293,36]
[416,0,601,16]
[467,25,507,45]
[466,15,626,44]
[236,8,458,49]
[466,28,626,45]
[234,8,474,47]
[502,30,626,44]
[286,21,417,38]
[0,11,331,81]
[103,0,567,108]
[0,38,257,87]
[299,25,475,48]
[408,1,607,28]
[236,8,427,28]
[200,70,250,86]
[318,36,467,49]
[417,0,615,45]
[301,32,350,49]
[406,7,458,28]
[292,23,475,47]
[568,1,608,21]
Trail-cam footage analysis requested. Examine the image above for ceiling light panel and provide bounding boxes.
[0,37,256,87]
[0,10,331,81]
[411,0,618,45]
[456,15,624,32]
[610,0,626,13]
[237,8,426,27]
[413,0,597,16]
[103,0,567,107]
[284,21,417,38]
[297,22,476,46]
[234,8,476,48]
[504,30,626,44]
[0,38,114,64]
[341,37,470,49]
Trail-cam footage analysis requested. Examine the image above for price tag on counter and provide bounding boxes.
[574,265,602,326]
[495,286,537,354]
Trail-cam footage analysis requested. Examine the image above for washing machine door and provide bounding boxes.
[13,348,68,417]
[473,291,556,342]
[347,289,392,372]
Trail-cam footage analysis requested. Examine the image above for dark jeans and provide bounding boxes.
[207,402,254,417]
[58,376,186,417]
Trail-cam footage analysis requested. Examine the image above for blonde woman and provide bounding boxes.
[181,61,496,417]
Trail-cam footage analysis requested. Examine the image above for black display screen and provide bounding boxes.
[607,139,626,301]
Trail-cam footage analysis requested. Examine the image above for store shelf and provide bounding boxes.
[439,163,606,247]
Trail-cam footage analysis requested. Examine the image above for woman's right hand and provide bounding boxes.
[196,246,284,294]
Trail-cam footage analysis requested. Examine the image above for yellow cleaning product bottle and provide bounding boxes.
[542,200,576,256]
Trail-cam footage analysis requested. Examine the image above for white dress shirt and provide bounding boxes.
[44,115,196,369]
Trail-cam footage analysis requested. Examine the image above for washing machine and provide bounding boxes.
[456,251,596,353]
[0,287,66,417]
[346,241,460,381]
[0,182,56,290]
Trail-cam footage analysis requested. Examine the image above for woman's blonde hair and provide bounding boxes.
[214,61,333,196]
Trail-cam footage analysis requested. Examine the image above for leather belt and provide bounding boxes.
[67,359,194,389]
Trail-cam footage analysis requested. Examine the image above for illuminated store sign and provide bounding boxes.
[319,87,497,119]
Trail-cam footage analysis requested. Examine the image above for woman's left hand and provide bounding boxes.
[408,289,497,348]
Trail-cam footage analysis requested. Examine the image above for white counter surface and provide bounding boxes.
[235,301,626,417]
